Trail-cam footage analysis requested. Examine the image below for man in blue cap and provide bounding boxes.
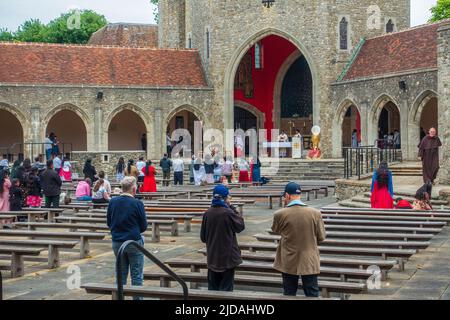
[271,182,326,297]
[200,184,245,291]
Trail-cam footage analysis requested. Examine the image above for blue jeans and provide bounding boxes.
[76,196,92,201]
[112,238,144,300]
[46,149,52,161]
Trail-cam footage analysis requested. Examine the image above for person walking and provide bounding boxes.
[370,161,394,209]
[124,159,139,179]
[116,157,126,183]
[83,159,97,185]
[136,157,146,184]
[107,176,148,300]
[172,154,184,186]
[0,169,11,212]
[200,185,245,291]
[159,154,172,187]
[271,182,326,297]
[40,160,62,208]
[418,127,442,184]
[140,161,157,193]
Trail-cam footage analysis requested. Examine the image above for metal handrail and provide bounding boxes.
[116,240,189,300]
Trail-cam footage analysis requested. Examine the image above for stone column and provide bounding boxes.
[29,106,41,158]
[399,98,409,160]
[360,101,370,146]
[94,107,103,152]
[437,22,450,184]
[153,107,163,159]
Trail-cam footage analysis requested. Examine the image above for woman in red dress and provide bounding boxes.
[140,161,157,193]
[370,162,394,209]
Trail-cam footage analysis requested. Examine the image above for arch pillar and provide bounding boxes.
[399,99,410,160]
[360,101,370,146]
[154,107,163,159]
[94,107,103,151]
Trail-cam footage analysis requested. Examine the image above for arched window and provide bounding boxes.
[255,42,263,69]
[187,32,192,49]
[339,17,348,50]
[205,28,210,59]
[386,19,395,33]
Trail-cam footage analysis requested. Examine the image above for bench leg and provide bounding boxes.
[160,277,171,288]
[111,291,119,300]
[80,236,90,259]
[171,222,179,237]
[190,265,199,289]
[321,288,330,298]
[268,197,273,210]
[152,223,160,242]
[184,220,191,233]
[11,253,24,278]
[398,259,405,272]
[314,190,318,200]
[48,245,60,269]
[307,192,310,202]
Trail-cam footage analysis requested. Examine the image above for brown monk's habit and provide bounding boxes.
[418,135,442,183]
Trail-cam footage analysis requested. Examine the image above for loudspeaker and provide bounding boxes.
[399,81,407,91]
[97,91,104,100]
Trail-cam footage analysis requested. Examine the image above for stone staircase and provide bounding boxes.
[389,162,422,177]
[339,190,449,209]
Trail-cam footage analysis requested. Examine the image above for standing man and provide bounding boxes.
[141,134,147,152]
[271,182,326,297]
[172,153,184,186]
[53,154,62,175]
[40,160,62,208]
[136,157,146,184]
[107,176,148,300]
[159,154,172,187]
[418,127,442,184]
[44,134,53,161]
[393,130,401,150]
[201,185,245,291]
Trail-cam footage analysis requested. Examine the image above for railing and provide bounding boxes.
[116,240,188,300]
[343,140,400,180]
[0,142,73,162]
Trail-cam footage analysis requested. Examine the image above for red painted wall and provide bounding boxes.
[234,35,297,132]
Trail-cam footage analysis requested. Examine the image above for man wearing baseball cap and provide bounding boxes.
[200,184,245,291]
[271,182,326,297]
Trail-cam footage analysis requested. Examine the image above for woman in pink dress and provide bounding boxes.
[0,169,12,212]
[59,157,72,182]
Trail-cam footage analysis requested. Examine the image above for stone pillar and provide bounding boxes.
[94,107,103,152]
[153,107,163,159]
[360,101,370,146]
[437,23,450,184]
[399,99,409,160]
[29,106,41,158]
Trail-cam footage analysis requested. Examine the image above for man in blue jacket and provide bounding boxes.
[107,176,148,299]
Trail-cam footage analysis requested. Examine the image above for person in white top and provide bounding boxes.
[53,154,62,174]
[278,131,289,158]
[136,157,146,184]
[221,156,234,184]
[238,158,250,182]
[172,153,185,185]
[92,171,112,204]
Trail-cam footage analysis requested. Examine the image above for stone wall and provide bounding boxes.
[71,151,147,180]
[335,178,372,201]
[331,70,438,160]
[438,23,450,184]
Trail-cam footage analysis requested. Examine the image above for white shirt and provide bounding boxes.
[0,159,8,167]
[238,161,249,171]
[173,159,184,172]
[53,157,62,169]
[136,161,146,176]
[44,137,53,150]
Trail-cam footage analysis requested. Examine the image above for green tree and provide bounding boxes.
[430,0,450,22]
[14,19,48,42]
[45,9,107,44]
[0,28,14,41]
[150,0,159,23]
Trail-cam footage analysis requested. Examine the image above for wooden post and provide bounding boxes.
[10,253,24,278]
[47,245,60,268]
[80,236,89,259]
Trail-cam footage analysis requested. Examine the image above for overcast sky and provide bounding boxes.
[0,0,438,31]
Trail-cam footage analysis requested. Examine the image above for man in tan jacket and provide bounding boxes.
[271,182,326,297]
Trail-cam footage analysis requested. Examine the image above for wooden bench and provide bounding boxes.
[324,224,442,234]
[253,233,431,249]
[26,208,66,222]
[54,216,178,242]
[265,228,435,241]
[322,207,450,217]
[59,204,92,212]
[0,246,44,277]
[321,213,450,225]
[0,239,78,268]
[165,259,376,282]
[238,243,415,270]
[73,212,195,232]
[144,200,246,215]
[0,215,16,229]
[323,218,446,228]
[197,248,396,279]
[82,283,328,300]
[1,211,51,224]
[0,229,107,259]
[144,271,366,298]
[199,192,281,209]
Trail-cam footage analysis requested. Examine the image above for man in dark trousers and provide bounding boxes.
[200,184,245,291]
[107,176,148,300]
[272,182,326,297]
[40,160,62,208]
[159,154,172,187]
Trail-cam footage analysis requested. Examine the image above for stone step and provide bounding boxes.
[338,199,371,209]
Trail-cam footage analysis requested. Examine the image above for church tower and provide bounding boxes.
[158,0,186,48]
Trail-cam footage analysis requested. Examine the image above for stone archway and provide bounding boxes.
[46,109,88,152]
[234,100,266,131]
[0,104,25,159]
[332,99,362,156]
[224,28,319,150]
[369,94,400,145]
[410,90,438,146]
[106,104,150,151]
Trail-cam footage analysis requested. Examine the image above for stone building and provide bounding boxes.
[0,0,450,181]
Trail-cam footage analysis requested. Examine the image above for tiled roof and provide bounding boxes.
[0,42,208,87]
[88,23,159,48]
[342,21,449,81]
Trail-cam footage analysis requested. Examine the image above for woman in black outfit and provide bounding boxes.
[83,158,97,185]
